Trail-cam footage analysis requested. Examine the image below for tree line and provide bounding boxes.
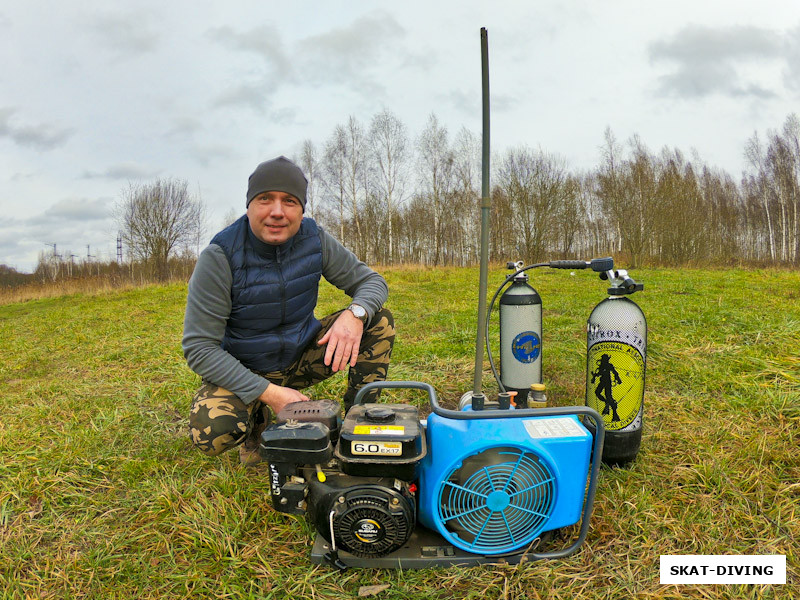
[8,110,798,288]
[300,110,800,268]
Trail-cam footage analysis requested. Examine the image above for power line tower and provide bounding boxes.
[87,245,99,276]
[117,234,123,264]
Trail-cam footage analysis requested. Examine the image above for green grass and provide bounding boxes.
[0,267,797,599]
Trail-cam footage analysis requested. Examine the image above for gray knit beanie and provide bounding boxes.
[246,156,307,210]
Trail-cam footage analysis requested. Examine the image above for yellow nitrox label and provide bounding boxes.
[587,335,644,431]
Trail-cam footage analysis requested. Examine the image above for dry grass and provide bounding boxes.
[0,266,797,598]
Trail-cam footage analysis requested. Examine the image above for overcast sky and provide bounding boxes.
[2,0,799,273]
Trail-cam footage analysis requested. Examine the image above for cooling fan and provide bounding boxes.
[438,446,556,554]
[418,411,593,556]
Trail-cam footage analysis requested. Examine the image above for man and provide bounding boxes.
[183,156,394,464]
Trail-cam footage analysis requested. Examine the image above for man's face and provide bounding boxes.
[247,191,303,245]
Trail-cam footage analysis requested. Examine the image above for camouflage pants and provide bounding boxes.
[189,308,395,456]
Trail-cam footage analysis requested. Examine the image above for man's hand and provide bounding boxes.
[318,309,364,372]
[258,383,309,414]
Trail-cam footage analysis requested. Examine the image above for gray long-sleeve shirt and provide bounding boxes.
[182,224,388,404]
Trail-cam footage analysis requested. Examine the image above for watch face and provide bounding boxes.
[349,304,366,319]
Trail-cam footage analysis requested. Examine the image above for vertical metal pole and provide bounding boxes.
[472,27,491,397]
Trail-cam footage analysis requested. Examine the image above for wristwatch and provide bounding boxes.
[347,303,368,324]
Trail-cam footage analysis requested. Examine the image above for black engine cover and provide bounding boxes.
[307,476,415,558]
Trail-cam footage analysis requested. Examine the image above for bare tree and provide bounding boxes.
[323,126,348,243]
[298,139,319,219]
[596,130,658,266]
[452,127,481,264]
[369,109,408,263]
[497,145,570,262]
[417,114,454,265]
[343,116,368,259]
[653,149,709,263]
[260,111,800,267]
[596,127,626,255]
[744,131,776,261]
[35,250,60,282]
[553,174,584,257]
[117,178,207,281]
[781,114,800,262]
[221,207,239,229]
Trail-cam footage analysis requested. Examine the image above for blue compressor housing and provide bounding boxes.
[417,412,592,555]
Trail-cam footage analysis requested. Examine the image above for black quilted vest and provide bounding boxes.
[211,215,322,372]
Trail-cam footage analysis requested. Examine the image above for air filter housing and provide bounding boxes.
[417,412,592,555]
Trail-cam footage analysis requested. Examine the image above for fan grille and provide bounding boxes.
[438,446,556,553]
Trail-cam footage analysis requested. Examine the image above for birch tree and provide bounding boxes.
[323,126,348,243]
[298,139,319,219]
[369,109,408,263]
[744,132,776,261]
[417,114,454,265]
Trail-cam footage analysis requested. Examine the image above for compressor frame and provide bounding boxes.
[309,380,605,569]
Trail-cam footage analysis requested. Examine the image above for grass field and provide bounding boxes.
[0,266,797,599]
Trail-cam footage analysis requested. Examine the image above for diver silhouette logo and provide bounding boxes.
[591,353,622,422]
[586,337,644,430]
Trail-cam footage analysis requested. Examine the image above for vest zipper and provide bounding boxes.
[277,246,286,360]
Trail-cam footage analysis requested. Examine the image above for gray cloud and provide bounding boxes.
[42,197,113,222]
[212,83,274,113]
[649,24,787,99]
[88,11,161,58]
[165,116,204,139]
[0,218,40,267]
[297,12,406,97]
[82,162,161,180]
[785,24,800,92]
[442,89,517,117]
[300,12,405,75]
[189,143,237,168]
[0,107,74,150]
[651,25,782,62]
[11,171,36,182]
[442,90,478,116]
[207,11,410,110]
[270,107,299,126]
[206,26,291,112]
[207,25,292,79]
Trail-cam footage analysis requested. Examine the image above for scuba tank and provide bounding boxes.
[499,261,542,405]
[585,269,646,466]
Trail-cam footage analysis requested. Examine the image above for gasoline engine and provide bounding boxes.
[261,400,424,562]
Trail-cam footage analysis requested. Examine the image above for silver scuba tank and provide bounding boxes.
[499,266,542,402]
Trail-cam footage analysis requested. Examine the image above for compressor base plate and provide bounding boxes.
[310,526,550,569]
